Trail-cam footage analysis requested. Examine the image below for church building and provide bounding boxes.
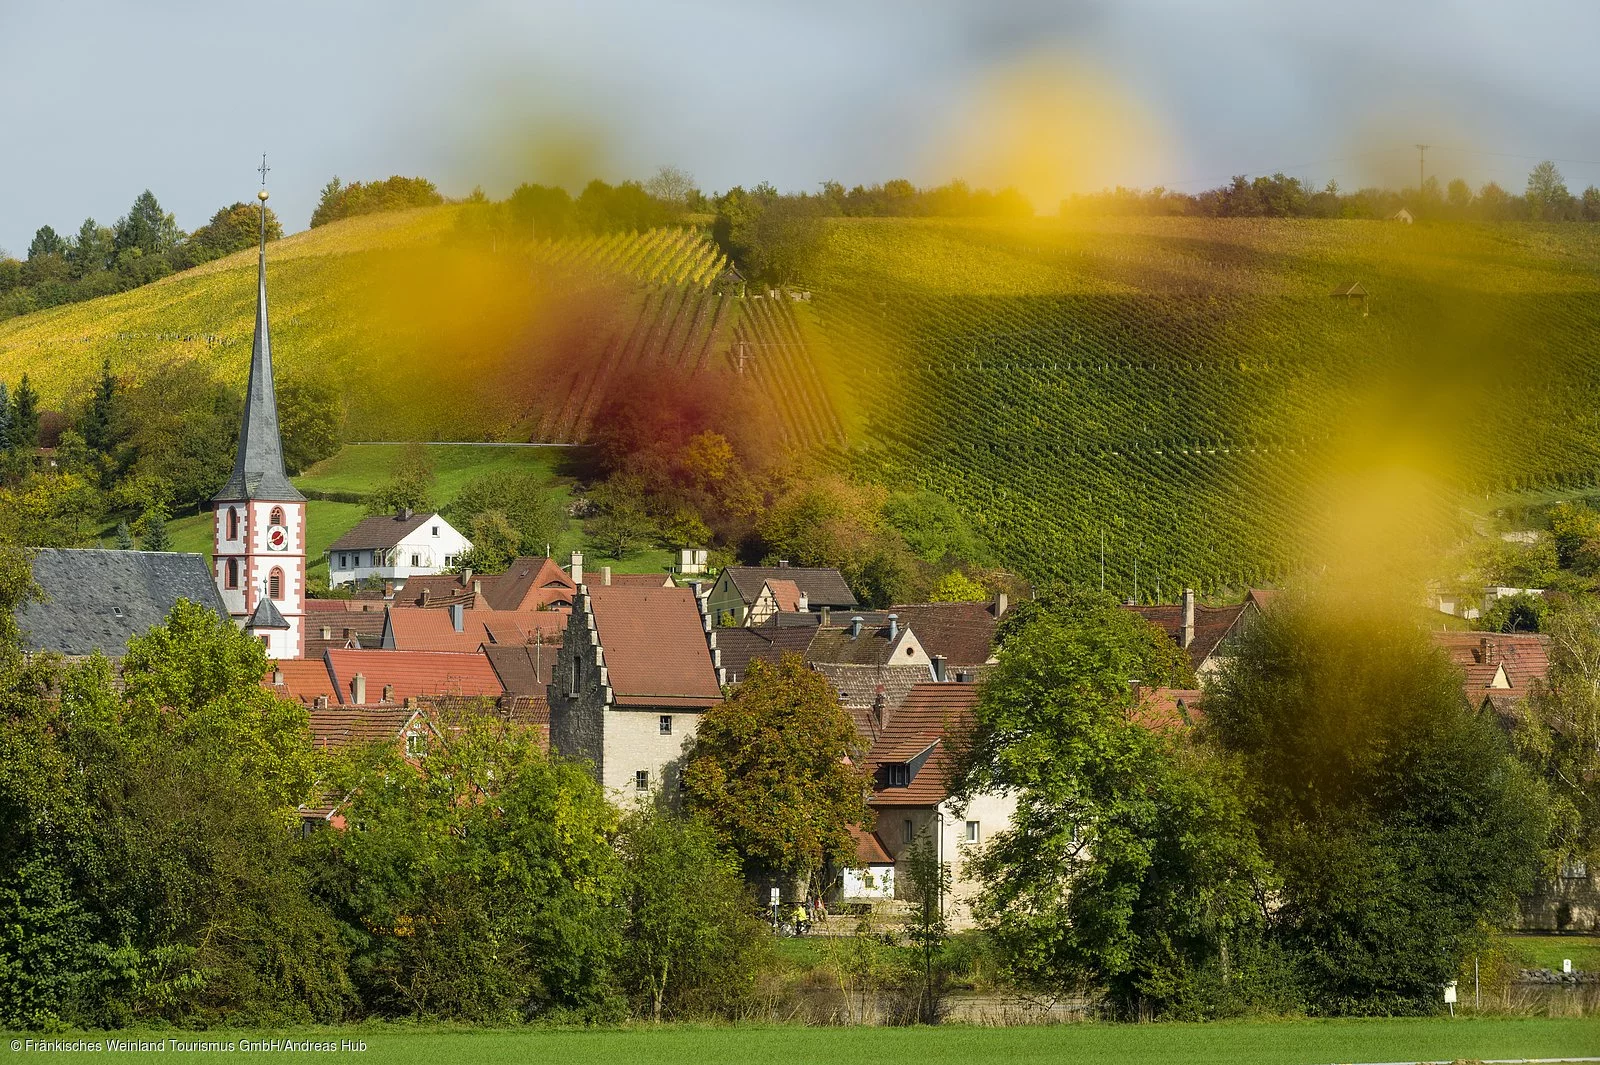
[212,180,306,660]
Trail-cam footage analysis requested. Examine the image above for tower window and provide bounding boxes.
[269,506,285,526]
[659,715,673,735]
[227,506,239,540]
[226,558,239,589]
[268,568,284,600]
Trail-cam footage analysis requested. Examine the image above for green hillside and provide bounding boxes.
[802,215,1600,590]
[11,209,1600,591]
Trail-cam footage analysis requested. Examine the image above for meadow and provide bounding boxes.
[8,1017,1598,1065]
[160,443,671,578]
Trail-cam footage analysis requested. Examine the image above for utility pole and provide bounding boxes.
[1415,143,1430,197]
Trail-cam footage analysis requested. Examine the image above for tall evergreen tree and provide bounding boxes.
[10,376,39,452]
[114,521,134,550]
[141,511,171,552]
[81,358,118,454]
[26,226,66,261]
[68,218,110,277]
[0,382,11,452]
[113,190,180,257]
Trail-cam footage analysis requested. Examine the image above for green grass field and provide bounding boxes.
[8,1018,1597,1065]
[1506,934,1600,974]
[158,442,672,580]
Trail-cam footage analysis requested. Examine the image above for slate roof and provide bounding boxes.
[715,625,817,683]
[723,566,858,608]
[586,585,722,708]
[19,549,229,658]
[214,226,303,502]
[866,682,981,808]
[811,662,932,739]
[328,511,434,552]
[887,602,999,667]
[807,623,914,667]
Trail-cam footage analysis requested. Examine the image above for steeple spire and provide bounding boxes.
[214,157,303,502]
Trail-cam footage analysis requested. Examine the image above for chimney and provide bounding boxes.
[931,655,947,683]
[820,605,831,627]
[1129,678,1143,702]
[383,580,394,599]
[472,579,482,597]
[399,506,413,520]
[382,683,394,703]
[352,673,367,705]
[272,667,284,687]
[449,602,465,633]
[796,592,808,612]
[461,568,472,587]
[602,566,612,587]
[1480,637,1495,664]
[421,587,431,606]
[850,615,863,639]
[1182,588,1196,649]
[570,550,584,586]
[887,613,899,641]
[955,670,974,683]
[993,591,1009,618]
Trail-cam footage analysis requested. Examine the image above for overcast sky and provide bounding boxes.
[4,0,1600,252]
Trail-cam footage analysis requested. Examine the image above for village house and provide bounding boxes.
[18,548,230,660]
[856,680,1017,926]
[1124,587,1272,677]
[326,509,471,588]
[399,553,577,611]
[549,583,724,799]
[302,599,388,657]
[706,563,858,626]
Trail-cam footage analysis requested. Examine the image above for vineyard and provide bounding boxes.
[0,209,842,450]
[806,216,1600,592]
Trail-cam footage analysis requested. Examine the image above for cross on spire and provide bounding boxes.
[258,152,270,188]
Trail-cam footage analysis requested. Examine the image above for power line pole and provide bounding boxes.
[1415,143,1429,196]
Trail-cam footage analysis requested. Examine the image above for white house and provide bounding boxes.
[326,509,472,588]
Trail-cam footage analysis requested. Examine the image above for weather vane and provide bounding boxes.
[258,153,270,188]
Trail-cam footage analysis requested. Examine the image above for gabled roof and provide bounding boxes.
[806,623,923,667]
[605,572,674,588]
[323,649,505,705]
[268,659,340,704]
[761,578,805,612]
[19,549,230,658]
[484,643,561,697]
[246,595,290,630]
[715,625,817,682]
[850,824,892,865]
[866,681,981,808]
[722,566,858,608]
[1124,598,1254,668]
[1329,281,1368,298]
[586,585,722,708]
[328,511,436,552]
[214,217,303,503]
[383,605,567,654]
[811,662,932,739]
[304,608,387,658]
[887,601,999,667]
[1432,632,1549,705]
[306,706,420,750]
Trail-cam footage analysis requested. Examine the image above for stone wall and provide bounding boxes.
[1519,874,1600,932]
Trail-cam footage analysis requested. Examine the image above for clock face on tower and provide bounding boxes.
[266,525,289,552]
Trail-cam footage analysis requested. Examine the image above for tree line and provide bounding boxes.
[1064,160,1600,221]
[0,191,284,323]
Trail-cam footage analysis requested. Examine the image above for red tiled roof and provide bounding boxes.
[324,649,504,705]
[587,585,722,707]
[764,578,804,613]
[1431,632,1549,702]
[306,706,418,750]
[888,601,999,667]
[304,608,387,658]
[604,572,674,587]
[385,605,567,653]
[866,682,980,808]
[1131,687,1203,732]
[1124,600,1251,668]
[305,598,388,614]
[401,557,577,612]
[850,824,892,864]
[268,659,340,704]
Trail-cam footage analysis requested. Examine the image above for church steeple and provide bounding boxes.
[214,158,303,503]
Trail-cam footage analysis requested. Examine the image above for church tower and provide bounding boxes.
[212,160,306,660]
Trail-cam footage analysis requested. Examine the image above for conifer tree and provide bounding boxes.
[142,512,171,552]
[0,382,11,452]
[10,375,39,452]
[81,358,118,454]
[114,521,134,550]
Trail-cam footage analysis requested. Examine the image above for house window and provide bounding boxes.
[227,506,239,540]
[340,553,349,569]
[406,732,426,757]
[888,763,908,787]
[902,818,914,844]
[269,506,285,526]
[659,715,673,735]
[432,525,439,537]
[268,567,284,600]
[965,820,980,844]
[635,770,650,791]
[410,553,420,567]
[226,558,239,588]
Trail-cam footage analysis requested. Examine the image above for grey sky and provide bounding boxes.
[3,0,1599,253]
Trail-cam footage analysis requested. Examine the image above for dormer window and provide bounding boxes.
[888,764,909,787]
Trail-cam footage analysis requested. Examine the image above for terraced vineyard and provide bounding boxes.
[806,216,1600,592]
[0,211,842,450]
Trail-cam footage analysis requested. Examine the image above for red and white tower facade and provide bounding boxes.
[212,163,306,660]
